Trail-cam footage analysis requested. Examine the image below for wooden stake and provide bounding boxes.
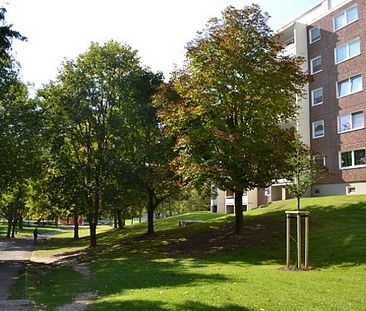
[305,215,309,268]
[286,214,290,267]
[297,213,301,269]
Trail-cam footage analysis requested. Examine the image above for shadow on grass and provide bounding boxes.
[92,257,229,294]
[89,299,253,311]
[50,199,366,269]
[21,196,366,310]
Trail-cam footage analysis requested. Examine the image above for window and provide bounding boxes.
[309,27,321,44]
[314,154,326,167]
[312,120,325,139]
[311,87,323,106]
[346,186,356,194]
[340,149,366,169]
[333,5,358,31]
[337,75,362,97]
[338,111,364,133]
[335,39,360,63]
[310,56,322,74]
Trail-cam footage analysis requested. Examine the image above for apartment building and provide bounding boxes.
[212,0,366,213]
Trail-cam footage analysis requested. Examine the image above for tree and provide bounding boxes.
[0,81,43,238]
[285,135,327,211]
[155,5,308,233]
[40,41,164,246]
[117,70,180,235]
[0,7,41,238]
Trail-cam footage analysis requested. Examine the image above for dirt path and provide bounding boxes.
[55,263,98,311]
[0,238,37,310]
[0,238,98,310]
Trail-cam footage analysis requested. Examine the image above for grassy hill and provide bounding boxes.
[16,195,366,310]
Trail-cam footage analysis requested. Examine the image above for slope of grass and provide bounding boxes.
[19,195,366,310]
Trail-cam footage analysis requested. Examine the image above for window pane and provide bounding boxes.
[334,13,346,30]
[349,40,360,58]
[312,57,322,73]
[351,75,362,92]
[341,151,352,167]
[338,80,349,96]
[339,114,351,132]
[314,121,324,137]
[336,45,347,63]
[354,149,365,166]
[347,6,358,24]
[352,111,364,128]
[312,88,323,105]
[311,27,320,42]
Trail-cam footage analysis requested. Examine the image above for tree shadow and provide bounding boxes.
[88,299,253,311]
[50,198,366,270]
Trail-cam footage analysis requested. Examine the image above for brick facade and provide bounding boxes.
[308,0,366,186]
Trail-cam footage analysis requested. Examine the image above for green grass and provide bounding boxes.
[12,264,89,310]
[16,195,366,310]
[0,224,68,238]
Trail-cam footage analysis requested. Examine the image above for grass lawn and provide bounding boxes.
[0,223,68,238]
[15,195,366,310]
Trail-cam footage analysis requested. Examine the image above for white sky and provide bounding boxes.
[4,0,318,90]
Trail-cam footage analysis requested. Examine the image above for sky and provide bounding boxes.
[3,0,319,90]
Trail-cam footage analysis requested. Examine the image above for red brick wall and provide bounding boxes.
[308,0,366,184]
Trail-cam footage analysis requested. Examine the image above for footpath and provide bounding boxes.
[0,236,97,310]
[0,238,36,310]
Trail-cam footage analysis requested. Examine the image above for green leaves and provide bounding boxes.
[155,5,308,232]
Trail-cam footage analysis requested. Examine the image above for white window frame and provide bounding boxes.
[310,56,322,74]
[337,111,364,133]
[337,75,363,98]
[311,87,323,106]
[334,38,361,64]
[346,186,356,195]
[339,149,366,169]
[309,26,321,44]
[313,154,326,167]
[312,120,325,139]
[333,4,358,32]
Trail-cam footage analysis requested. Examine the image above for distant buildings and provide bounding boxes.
[212,0,366,213]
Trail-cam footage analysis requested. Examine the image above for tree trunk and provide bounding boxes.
[116,209,123,229]
[147,191,156,235]
[6,221,11,239]
[131,217,134,225]
[73,206,79,240]
[11,220,17,238]
[89,222,97,247]
[234,190,244,234]
[89,194,99,247]
[297,196,301,211]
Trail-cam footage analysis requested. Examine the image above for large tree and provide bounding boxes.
[155,5,308,233]
[40,41,165,246]
[115,70,180,235]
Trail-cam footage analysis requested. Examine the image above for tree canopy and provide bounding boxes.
[155,4,308,233]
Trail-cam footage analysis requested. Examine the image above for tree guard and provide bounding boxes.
[285,211,310,269]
